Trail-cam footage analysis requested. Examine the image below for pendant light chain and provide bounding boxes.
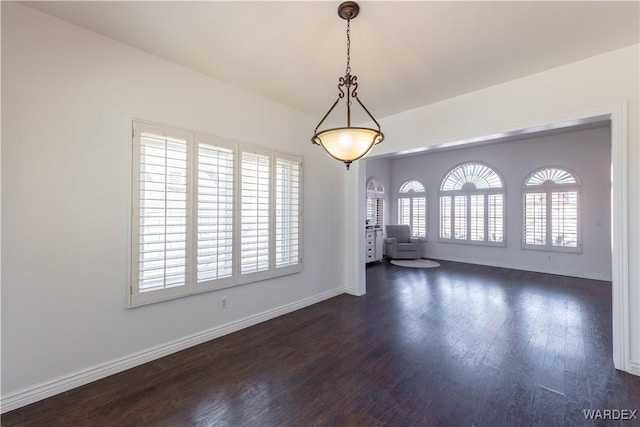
[346,18,351,75]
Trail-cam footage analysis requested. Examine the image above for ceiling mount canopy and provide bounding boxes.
[311,1,384,170]
[337,1,359,20]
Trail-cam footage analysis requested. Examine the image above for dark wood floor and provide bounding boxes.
[3,260,640,426]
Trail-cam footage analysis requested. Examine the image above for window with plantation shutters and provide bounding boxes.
[131,120,302,307]
[522,167,580,252]
[439,162,505,246]
[397,180,426,238]
[276,156,301,270]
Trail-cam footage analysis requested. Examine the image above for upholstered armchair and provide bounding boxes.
[384,225,425,259]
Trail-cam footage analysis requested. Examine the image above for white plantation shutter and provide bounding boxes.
[132,122,191,305]
[398,198,411,227]
[365,197,383,227]
[376,199,384,227]
[131,121,303,306]
[139,135,188,290]
[240,150,271,276]
[454,196,467,240]
[469,194,484,241]
[487,194,503,243]
[196,139,234,286]
[412,197,426,238]
[551,191,578,247]
[276,156,302,270]
[524,192,546,245]
[439,196,451,239]
[367,197,375,223]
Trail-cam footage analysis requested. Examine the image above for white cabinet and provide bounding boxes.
[365,228,383,263]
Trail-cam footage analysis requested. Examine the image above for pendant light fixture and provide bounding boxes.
[311,1,384,170]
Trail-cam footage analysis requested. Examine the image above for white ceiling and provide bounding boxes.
[24,1,640,121]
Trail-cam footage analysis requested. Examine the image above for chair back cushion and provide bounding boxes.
[385,225,411,243]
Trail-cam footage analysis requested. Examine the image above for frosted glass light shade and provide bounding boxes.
[314,127,383,166]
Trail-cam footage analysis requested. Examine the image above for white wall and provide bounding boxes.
[1,3,346,410]
[388,126,611,280]
[350,44,639,373]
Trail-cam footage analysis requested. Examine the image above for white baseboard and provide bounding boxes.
[1,287,345,414]
[628,360,640,376]
[429,255,612,281]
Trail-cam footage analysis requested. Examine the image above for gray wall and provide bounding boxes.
[388,126,611,280]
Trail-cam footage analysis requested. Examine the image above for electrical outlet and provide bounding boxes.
[220,297,227,309]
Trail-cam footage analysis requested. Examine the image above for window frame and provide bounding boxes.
[438,162,506,247]
[521,166,582,253]
[397,179,427,238]
[130,120,303,307]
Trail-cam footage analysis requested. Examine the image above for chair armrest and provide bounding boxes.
[409,237,426,244]
[385,238,398,244]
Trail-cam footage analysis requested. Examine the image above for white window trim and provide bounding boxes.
[521,167,582,253]
[130,120,303,307]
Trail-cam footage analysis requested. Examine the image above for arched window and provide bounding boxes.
[398,180,426,237]
[523,167,581,251]
[439,162,504,244]
[366,177,384,227]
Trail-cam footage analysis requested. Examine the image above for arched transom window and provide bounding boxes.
[439,162,504,244]
[441,163,503,191]
[523,167,581,251]
[398,180,426,237]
